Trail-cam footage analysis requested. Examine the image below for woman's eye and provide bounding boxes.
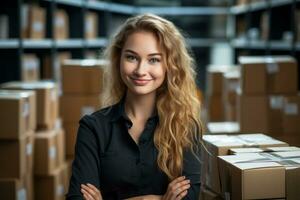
[125,55,138,62]
[149,57,160,64]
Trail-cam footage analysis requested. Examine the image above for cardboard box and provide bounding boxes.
[282,96,300,133]
[0,178,27,200]
[54,9,69,40]
[60,94,101,123]
[202,134,287,194]
[0,136,27,179]
[1,81,59,130]
[219,151,300,200]
[34,130,58,175]
[229,146,300,155]
[22,5,46,39]
[24,172,33,200]
[223,68,240,105]
[0,90,36,139]
[56,128,66,167]
[64,123,79,157]
[238,94,285,134]
[274,135,300,147]
[224,103,237,121]
[207,122,240,135]
[260,11,269,40]
[239,56,298,95]
[34,162,69,200]
[22,54,40,82]
[206,95,224,122]
[62,59,106,95]
[206,65,233,96]
[219,154,285,200]
[85,12,98,39]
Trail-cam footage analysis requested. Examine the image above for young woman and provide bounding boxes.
[66,14,203,200]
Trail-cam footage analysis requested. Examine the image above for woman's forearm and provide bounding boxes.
[124,195,163,200]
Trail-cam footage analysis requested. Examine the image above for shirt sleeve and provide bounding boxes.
[182,144,202,200]
[66,115,101,200]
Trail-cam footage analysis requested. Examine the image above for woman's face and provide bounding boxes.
[120,31,166,96]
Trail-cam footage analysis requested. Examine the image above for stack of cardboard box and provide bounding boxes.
[54,9,69,40]
[1,81,69,200]
[238,56,299,145]
[0,90,36,200]
[85,12,98,39]
[22,54,40,82]
[61,59,105,159]
[222,68,240,121]
[206,65,234,122]
[22,4,46,39]
[201,133,291,199]
[218,147,300,200]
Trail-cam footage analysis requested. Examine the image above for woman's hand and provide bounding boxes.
[81,183,103,200]
[162,176,190,200]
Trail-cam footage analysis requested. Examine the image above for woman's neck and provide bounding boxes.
[124,91,156,121]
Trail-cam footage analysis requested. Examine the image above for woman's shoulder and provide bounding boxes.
[80,103,119,125]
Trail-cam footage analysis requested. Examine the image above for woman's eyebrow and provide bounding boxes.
[124,49,162,57]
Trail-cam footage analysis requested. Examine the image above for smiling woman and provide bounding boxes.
[66,14,203,200]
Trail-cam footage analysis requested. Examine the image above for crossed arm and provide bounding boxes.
[80,176,191,200]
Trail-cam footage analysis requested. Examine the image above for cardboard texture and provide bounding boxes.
[34,130,58,176]
[207,95,224,122]
[22,5,46,39]
[60,94,101,123]
[64,123,79,157]
[62,59,106,95]
[239,56,298,95]
[0,90,36,139]
[238,94,286,134]
[34,162,69,200]
[283,95,300,133]
[0,135,27,179]
[54,9,69,39]
[1,81,59,130]
[0,178,27,200]
[202,134,287,194]
[219,151,300,200]
[21,54,40,81]
[85,12,98,39]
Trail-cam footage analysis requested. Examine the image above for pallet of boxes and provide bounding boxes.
[60,59,105,161]
[1,81,68,200]
[200,56,300,199]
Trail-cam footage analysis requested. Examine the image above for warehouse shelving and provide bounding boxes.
[229,0,300,88]
[0,0,229,91]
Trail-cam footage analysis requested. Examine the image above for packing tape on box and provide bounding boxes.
[24,58,39,70]
[33,21,43,32]
[49,146,57,159]
[55,16,65,27]
[270,96,284,109]
[228,81,239,92]
[51,88,57,101]
[17,188,27,200]
[26,143,33,156]
[265,57,279,74]
[22,101,29,117]
[56,184,64,196]
[284,103,298,115]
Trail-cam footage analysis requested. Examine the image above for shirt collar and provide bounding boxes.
[110,95,158,123]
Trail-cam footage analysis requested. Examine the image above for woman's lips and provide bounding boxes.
[130,77,152,86]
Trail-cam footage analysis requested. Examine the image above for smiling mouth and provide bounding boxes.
[130,77,152,86]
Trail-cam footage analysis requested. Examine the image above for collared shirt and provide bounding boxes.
[66,99,201,200]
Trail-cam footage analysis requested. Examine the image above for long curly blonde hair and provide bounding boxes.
[102,14,203,180]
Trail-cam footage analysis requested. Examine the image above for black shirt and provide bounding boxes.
[66,99,201,200]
